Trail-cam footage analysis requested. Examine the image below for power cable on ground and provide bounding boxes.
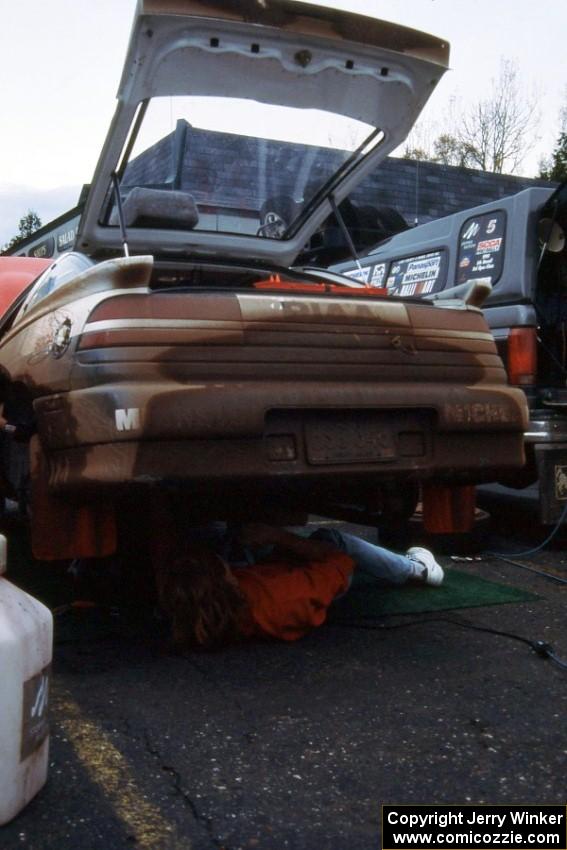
[468,499,567,584]
[330,615,567,673]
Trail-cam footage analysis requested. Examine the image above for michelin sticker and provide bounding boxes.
[387,252,444,296]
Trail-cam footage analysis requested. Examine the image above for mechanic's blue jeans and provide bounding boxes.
[309,528,415,586]
[186,523,417,585]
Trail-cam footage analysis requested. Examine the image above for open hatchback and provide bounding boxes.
[0,0,528,557]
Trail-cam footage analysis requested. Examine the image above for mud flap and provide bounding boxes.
[29,436,117,560]
[422,483,476,534]
[535,444,567,525]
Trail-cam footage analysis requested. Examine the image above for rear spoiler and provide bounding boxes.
[423,279,492,309]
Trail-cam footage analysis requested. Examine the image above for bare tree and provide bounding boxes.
[401,118,438,162]
[398,61,539,175]
[432,133,467,167]
[402,144,430,161]
[457,59,539,174]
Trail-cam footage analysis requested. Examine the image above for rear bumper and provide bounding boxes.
[512,415,567,524]
[34,380,527,494]
[527,411,567,523]
[41,433,527,496]
[534,443,567,525]
[525,416,567,444]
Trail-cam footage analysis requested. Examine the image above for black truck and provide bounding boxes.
[332,182,567,523]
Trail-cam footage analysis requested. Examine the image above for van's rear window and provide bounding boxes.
[457,211,506,286]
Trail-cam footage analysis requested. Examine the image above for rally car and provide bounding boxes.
[0,0,528,557]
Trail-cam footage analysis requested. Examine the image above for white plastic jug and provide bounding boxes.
[0,533,53,825]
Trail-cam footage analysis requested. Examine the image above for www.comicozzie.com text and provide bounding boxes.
[385,809,565,847]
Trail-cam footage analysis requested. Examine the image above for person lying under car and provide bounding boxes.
[155,523,444,649]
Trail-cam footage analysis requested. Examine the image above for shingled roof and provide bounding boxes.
[4,122,555,259]
[352,157,554,225]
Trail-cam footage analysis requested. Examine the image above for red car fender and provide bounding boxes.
[0,256,51,317]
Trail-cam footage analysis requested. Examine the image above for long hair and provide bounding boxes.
[156,543,247,650]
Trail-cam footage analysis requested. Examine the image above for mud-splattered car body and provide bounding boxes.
[0,0,528,555]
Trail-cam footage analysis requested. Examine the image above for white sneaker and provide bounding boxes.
[406,547,444,586]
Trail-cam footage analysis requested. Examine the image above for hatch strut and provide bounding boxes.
[111,172,130,258]
[329,194,363,273]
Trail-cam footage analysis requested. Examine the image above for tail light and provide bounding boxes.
[253,275,388,296]
[507,327,537,386]
[79,292,241,350]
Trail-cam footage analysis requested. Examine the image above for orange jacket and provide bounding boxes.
[233,551,354,641]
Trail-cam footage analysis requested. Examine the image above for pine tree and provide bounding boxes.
[2,210,42,252]
[540,132,567,182]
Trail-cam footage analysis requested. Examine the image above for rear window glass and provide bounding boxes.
[457,211,506,286]
[21,252,92,314]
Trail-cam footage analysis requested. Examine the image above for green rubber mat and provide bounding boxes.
[3,522,539,623]
[328,568,539,622]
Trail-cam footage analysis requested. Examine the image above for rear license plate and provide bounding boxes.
[305,412,397,465]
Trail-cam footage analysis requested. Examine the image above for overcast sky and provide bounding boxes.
[0,0,565,246]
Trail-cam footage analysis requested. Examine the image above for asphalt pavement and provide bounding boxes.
[1,496,566,850]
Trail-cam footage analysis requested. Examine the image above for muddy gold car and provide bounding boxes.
[0,0,528,557]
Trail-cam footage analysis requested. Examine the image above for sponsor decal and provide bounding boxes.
[115,408,141,431]
[402,255,441,285]
[21,665,51,761]
[477,238,502,254]
[443,402,512,424]
[398,280,436,297]
[386,251,445,296]
[457,211,506,285]
[28,238,55,259]
[473,256,498,272]
[344,266,371,283]
[370,263,386,287]
[50,317,72,357]
[555,465,567,500]
[462,221,480,240]
[57,227,76,252]
[259,209,288,239]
